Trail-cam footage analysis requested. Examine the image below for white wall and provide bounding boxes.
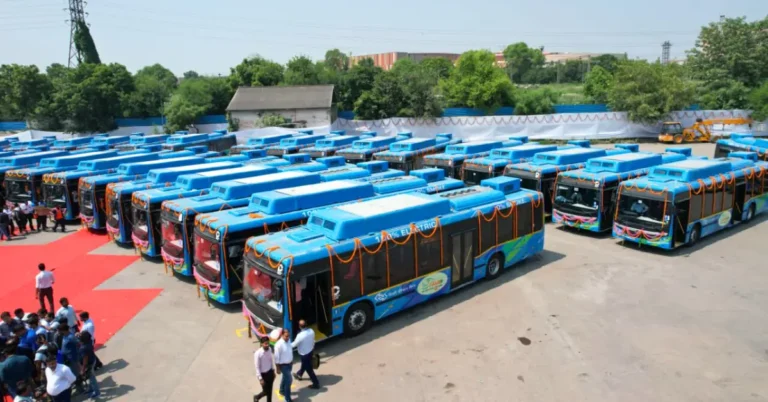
[231,108,331,130]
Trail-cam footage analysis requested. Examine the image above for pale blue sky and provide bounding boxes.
[1,0,765,75]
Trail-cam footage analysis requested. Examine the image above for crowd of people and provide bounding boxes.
[254,320,320,402]
[0,263,102,401]
[0,200,67,241]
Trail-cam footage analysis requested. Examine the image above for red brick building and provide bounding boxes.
[349,52,461,70]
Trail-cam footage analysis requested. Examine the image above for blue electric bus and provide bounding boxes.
[373,133,460,174]
[231,133,305,155]
[105,159,244,243]
[504,145,636,216]
[193,168,465,304]
[553,148,691,233]
[275,156,348,173]
[304,132,376,158]
[714,133,768,159]
[131,164,276,257]
[8,139,50,152]
[86,134,135,150]
[161,131,237,153]
[319,161,404,182]
[461,143,559,185]
[50,137,97,151]
[266,134,331,156]
[336,133,413,163]
[612,153,768,249]
[1,150,69,194]
[78,152,197,229]
[240,176,544,340]
[423,138,524,179]
[115,134,170,151]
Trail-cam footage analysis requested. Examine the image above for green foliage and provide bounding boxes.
[583,66,614,104]
[697,77,751,109]
[228,56,284,89]
[227,112,240,132]
[590,54,620,73]
[418,57,454,81]
[163,77,229,132]
[607,60,695,124]
[122,64,177,117]
[354,71,407,120]
[323,49,349,73]
[164,94,207,133]
[339,58,381,111]
[502,43,545,83]
[284,56,321,85]
[514,88,559,115]
[259,114,287,127]
[749,81,768,121]
[439,50,516,112]
[182,71,199,79]
[0,64,51,121]
[73,21,101,64]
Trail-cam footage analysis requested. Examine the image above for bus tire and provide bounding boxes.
[343,302,373,337]
[688,224,701,247]
[673,135,683,144]
[486,253,504,279]
[746,204,756,222]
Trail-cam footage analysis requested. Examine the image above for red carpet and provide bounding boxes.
[0,230,162,347]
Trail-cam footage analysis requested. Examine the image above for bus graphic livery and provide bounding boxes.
[275,156,347,173]
[131,164,276,257]
[115,134,169,151]
[105,159,241,243]
[613,153,768,250]
[714,134,768,160]
[304,132,376,158]
[194,168,464,304]
[504,145,635,216]
[161,131,237,153]
[423,138,524,179]
[78,152,196,229]
[373,133,460,174]
[336,133,412,163]
[162,171,320,277]
[462,144,557,185]
[266,134,330,156]
[553,148,691,233]
[319,161,404,182]
[241,176,544,340]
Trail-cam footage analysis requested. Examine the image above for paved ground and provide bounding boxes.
[7,143,768,402]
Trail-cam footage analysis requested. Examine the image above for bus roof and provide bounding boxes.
[40,150,119,168]
[115,156,204,176]
[51,137,93,147]
[0,150,69,167]
[309,135,363,149]
[165,133,210,144]
[276,134,328,147]
[77,152,161,171]
[89,135,133,146]
[173,164,275,190]
[144,161,243,183]
[247,180,375,215]
[244,133,295,146]
[559,151,689,182]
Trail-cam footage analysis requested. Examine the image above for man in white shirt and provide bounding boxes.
[56,297,77,331]
[44,354,76,400]
[253,337,276,402]
[22,201,35,232]
[292,320,319,389]
[273,329,294,402]
[79,311,103,370]
[35,263,55,313]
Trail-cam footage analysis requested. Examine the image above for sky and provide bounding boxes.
[0,0,765,76]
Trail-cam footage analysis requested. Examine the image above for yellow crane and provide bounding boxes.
[658,117,752,144]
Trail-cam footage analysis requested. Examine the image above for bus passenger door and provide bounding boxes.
[734,179,746,221]
[673,201,689,247]
[451,230,475,287]
[293,274,332,337]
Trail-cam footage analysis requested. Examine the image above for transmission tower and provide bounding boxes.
[661,41,671,65]
[67,0,87,67]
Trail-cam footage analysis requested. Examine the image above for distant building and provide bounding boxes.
[226,85,334,129]
[349,52,461,70]
[493,51,627,67]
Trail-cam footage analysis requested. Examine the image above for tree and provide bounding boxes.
[607,60,695,124]
[339,58,381,111]
[228,56,284,89]
[73,21,101,64]
[183,71,199,79]
[323,49,349,73]
[204,76,234,115]
[0,64,52,122]
[164,78,212,132]
[439,50,516,112]
[259,114,287,127]
[284,56,320,85]
[514,88,559,115]
[583,66,614,104]
[354,71,407,119]
[32,64,71,130]
[419,57,454,81]
[749,81,768,121]
[122,64,178,117]
[697,77,751,110]
[590,54,620,73]
[502,42,545,83]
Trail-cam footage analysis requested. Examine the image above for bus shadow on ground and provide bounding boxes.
[617,214,768,257]
[316,249,566,360]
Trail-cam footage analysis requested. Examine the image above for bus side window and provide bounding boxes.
[703,187,714,216]
[603,186,616,215]
[690,193,702,221]
[388,238,416,284]
[362,252,388,294]
[417,235,443,274]
[479,215,495,252]
[723,181,734,211]
[517,203,533,236]
[533,201,544,232]
[498,206,515,242]
[332,251,362,304]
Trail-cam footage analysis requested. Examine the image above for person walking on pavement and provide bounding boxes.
[36,264,55,313]
[274,329,293,402]
[253,337,276,402]
[292,320,320,389]
[51,206,66,233]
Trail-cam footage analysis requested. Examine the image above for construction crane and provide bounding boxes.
[658,117,753,144]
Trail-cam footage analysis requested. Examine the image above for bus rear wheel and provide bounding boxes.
[486,253,504,279]
[688,224,701,247]
[344,302,372,337]
[673,135,684,144]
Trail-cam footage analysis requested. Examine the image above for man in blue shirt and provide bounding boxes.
[0,341,34,398]
[57,323,81,387]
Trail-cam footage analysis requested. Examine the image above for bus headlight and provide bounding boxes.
[277,264,284,275]
[215,231,221,241]
[535,172,541,178]
[178,214,183,222]
[594,180,600,188]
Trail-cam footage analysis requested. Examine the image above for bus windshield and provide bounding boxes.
[555,184,599,215]
[244,263,284,315]
[132,208,149,240]
[616,194,666,232]
[6,179,31,202]
[194,235,221,281]
[43,184,67,207]
[162,220,184,257]
[107,196,120,227]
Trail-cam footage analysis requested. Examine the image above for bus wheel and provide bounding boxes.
[673,135,683,144]
[344,302,372,337]
[746,204,756,222]
[688,224,701,247]
[486,253,504,279]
